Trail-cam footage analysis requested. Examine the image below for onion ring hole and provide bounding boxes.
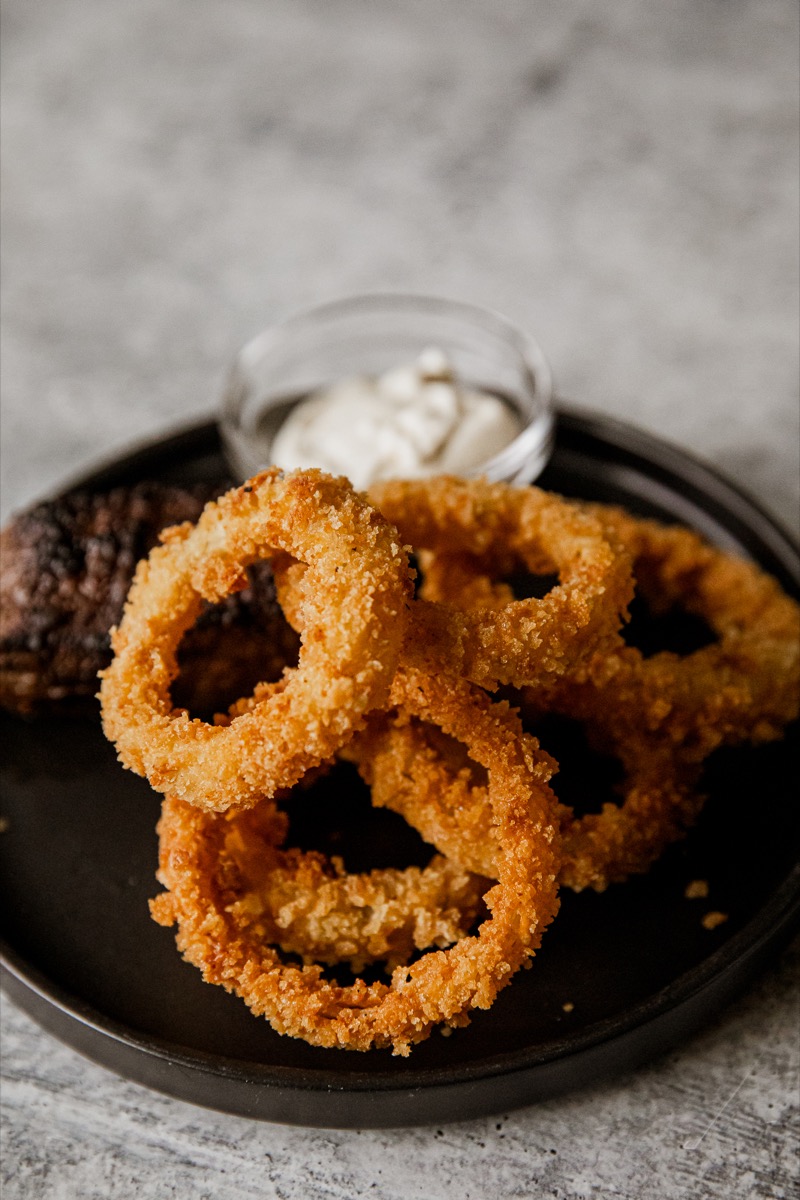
[170,562,300,721]
[518,711,624,819]
[621,591,716,659]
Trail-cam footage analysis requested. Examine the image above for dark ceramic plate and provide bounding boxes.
[2,410,798,1129]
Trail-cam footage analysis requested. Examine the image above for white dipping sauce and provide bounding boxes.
[269,348,522,491]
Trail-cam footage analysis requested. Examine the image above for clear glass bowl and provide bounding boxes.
[220,294,554,486]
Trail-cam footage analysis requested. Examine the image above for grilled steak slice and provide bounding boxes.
[0,482,299,717]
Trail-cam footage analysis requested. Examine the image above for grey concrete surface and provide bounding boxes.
[1,1,798,1197]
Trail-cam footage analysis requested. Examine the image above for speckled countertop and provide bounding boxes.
[1,2,798,1196]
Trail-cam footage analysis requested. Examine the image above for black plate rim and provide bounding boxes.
[3,409,799,1115]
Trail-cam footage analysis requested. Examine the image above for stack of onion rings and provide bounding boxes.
[98,468,799,1051]
[399,495,800,891]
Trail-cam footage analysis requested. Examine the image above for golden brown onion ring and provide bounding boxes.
[100,469,412,812]
[341,714,553,880]
[151,798,487,974]
[149,666,562,1055]
[270,476,634,693]
[580,504,800,749]
[394,505,799,891]
[364,476,634,690]
[346,702,704,893]
[421,503,800,755]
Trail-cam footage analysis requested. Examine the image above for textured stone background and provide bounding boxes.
[1,1,798,1196]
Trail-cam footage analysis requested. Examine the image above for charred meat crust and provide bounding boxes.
[0,481,299,716]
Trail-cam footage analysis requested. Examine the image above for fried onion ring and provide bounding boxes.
[360,476,636,690]
[149,666,562,1054]
[272,476,634,692]
[346,702,704,893]
[391,506,798,891]
[580,504,800,749]
[421,503,800,755]
[100,469,412,812]
[151,798,487,974]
